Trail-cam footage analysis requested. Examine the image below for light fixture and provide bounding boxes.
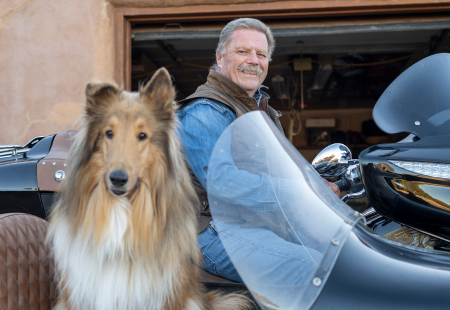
[388,160,450,180]
[310,64,333,90]
[271,75,289,100]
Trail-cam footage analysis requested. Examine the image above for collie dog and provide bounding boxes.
[47,68,250,310]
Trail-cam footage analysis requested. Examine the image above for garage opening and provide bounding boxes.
[130,16,450,161]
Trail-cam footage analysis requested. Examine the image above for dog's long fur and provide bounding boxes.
[47,68,251,310]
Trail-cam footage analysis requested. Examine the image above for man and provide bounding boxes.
[177,18,339,282]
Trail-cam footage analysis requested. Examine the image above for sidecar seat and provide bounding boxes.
[0,213,56,310]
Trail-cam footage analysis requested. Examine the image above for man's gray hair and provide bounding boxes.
[211,18,275,70]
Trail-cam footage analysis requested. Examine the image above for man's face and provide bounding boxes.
[216,29,269,97]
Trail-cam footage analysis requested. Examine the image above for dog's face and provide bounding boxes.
[101,108,151,196]
[84,68,176,198]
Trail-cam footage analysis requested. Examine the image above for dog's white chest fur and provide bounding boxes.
[52,199,175,310]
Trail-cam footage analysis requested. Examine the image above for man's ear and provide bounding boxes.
[85,80,120,113]
[140,67,175,115]
[216,51,223,70]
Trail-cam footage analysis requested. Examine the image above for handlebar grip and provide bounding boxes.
[334,177,351,192]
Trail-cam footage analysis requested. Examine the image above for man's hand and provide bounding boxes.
[324,178,341,197]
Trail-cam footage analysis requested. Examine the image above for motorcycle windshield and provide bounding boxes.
[207,111,361,310]
[373,53,450,138]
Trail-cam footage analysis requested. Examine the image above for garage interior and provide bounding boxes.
[130,15,450,163]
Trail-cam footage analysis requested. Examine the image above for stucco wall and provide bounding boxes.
[0,0,286,145]
[0,0,115,145]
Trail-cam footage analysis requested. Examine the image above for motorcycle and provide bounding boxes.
[1,53,450,309]
[206,53,450,309]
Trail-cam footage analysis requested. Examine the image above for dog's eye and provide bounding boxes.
[138,133,147,141]
[106,130,113,139]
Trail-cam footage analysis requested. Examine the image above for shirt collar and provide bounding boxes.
[253,85,268,106]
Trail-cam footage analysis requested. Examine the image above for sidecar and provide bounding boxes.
[0,130,77,219]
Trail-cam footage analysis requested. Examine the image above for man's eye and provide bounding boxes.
[138,133,147,141]
[258,54,267,58]
[106,130,113,139]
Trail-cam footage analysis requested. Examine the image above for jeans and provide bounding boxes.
[198,221,243,282]
[198,220,322,285]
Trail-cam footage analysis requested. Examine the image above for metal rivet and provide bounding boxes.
[42,162,45,165]
[64,163,67,167]
[312,277,322,287]
[331,238,339,246]
[214,201,217,205]
[415,121,420,126]
[54,170,66,182]
[52,162,56,166]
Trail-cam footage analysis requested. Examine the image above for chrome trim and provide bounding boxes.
[54,170,66,182]
[342,188,366,203]
[365,214,383,225]
[361,207,376,218]
[0,136,45,159]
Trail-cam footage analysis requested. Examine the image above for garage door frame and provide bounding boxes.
[114,0,450,90]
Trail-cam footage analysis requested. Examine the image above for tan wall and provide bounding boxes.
[0,0,115,145]
[0,0,298,146]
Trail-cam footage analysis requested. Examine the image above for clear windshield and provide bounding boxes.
[373,53,450,138]
[207,111,361,310]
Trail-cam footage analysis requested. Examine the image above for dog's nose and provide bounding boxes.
[110,170,128,187]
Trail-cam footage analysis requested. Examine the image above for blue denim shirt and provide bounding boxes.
[177,98,236,188]
[177,87,286,210]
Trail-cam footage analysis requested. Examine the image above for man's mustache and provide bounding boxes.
[236,65,263,76]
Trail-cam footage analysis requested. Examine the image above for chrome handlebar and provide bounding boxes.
[312,143,366,201]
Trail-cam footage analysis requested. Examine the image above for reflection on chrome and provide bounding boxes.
[311,143,352,177]
[391,179,450,212]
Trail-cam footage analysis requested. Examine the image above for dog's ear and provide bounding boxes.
[85,81,120,113]
[140,68,175,114]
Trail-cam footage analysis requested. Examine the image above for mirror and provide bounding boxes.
[311,143,352,177]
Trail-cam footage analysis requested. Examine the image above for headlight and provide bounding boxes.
[388,160,450,180]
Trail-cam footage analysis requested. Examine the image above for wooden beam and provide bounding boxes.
[114,10,125,87]
[114,11,132,90]
[116,1,450,23]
